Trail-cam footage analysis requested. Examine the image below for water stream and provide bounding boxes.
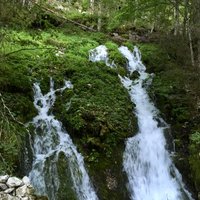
[90,45,193,200]
[28,79,98,200]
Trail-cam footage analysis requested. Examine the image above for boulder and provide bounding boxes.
[16,185,27,197]
[22,176,31,186]
[6,177,23,188]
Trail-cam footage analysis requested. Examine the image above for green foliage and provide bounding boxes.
[152,68,192,123]
[0,97,27,174]
[190,131,200,145]
[106,0,177,32]
[189,131,200,191]
[137,43,169,73]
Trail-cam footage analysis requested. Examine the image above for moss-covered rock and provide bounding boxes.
[189,131,200,192]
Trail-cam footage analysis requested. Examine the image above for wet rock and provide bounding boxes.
[6,177,23,188]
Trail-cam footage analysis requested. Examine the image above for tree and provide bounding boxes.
[191,0,200,68]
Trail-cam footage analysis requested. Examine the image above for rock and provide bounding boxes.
[0,192,19,200]
[0,176,48,200]
[26,185,35,195]
[29,195,36,200]
[16,185,27,197]
[0,183,8,191]
[7,177,23,188]
[21,197,29,200]
[22,176,31,186]
[0,175,9,183]
[106,175,117,190]
[4,187,15,194]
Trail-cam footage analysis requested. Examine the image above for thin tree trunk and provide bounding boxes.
[192,0,200,68]
[90,0,95,14]
[97,0,102,32]
[188,27,195,67]
[174,0,180,35]
[183,0,189,36]
[198,40,200,69]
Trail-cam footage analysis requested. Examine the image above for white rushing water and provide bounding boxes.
[89,45,116,68]
[90,45,193,200]
[29,79,98,200]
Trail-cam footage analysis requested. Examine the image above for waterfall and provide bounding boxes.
[90,45,193,200]
[89,45,116,68]
[28,79,98,200]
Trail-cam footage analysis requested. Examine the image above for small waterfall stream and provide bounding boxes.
[28,79,98,200]
[90,45,193,200]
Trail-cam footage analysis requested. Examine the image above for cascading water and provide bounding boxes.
[28,79,98,200]
[89,45,116,68]
[90,45,193,200]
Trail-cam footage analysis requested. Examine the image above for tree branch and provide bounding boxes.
[35,3,97,32]
[0,93,25,127]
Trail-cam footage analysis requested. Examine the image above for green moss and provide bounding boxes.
[137,43,169,73]
[151,68,192,124]
[189,131,200,191]
[105,41,126,67]
[56,152,77,200]
[85,144,129,200]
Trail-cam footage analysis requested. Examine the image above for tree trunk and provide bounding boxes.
[90,0,95,14]
[198,40,200,69]
[174,0,180,35]
[97,0,102,32]
[188,26,195,67]
[183,0,189,36]
[192,0,200,68]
